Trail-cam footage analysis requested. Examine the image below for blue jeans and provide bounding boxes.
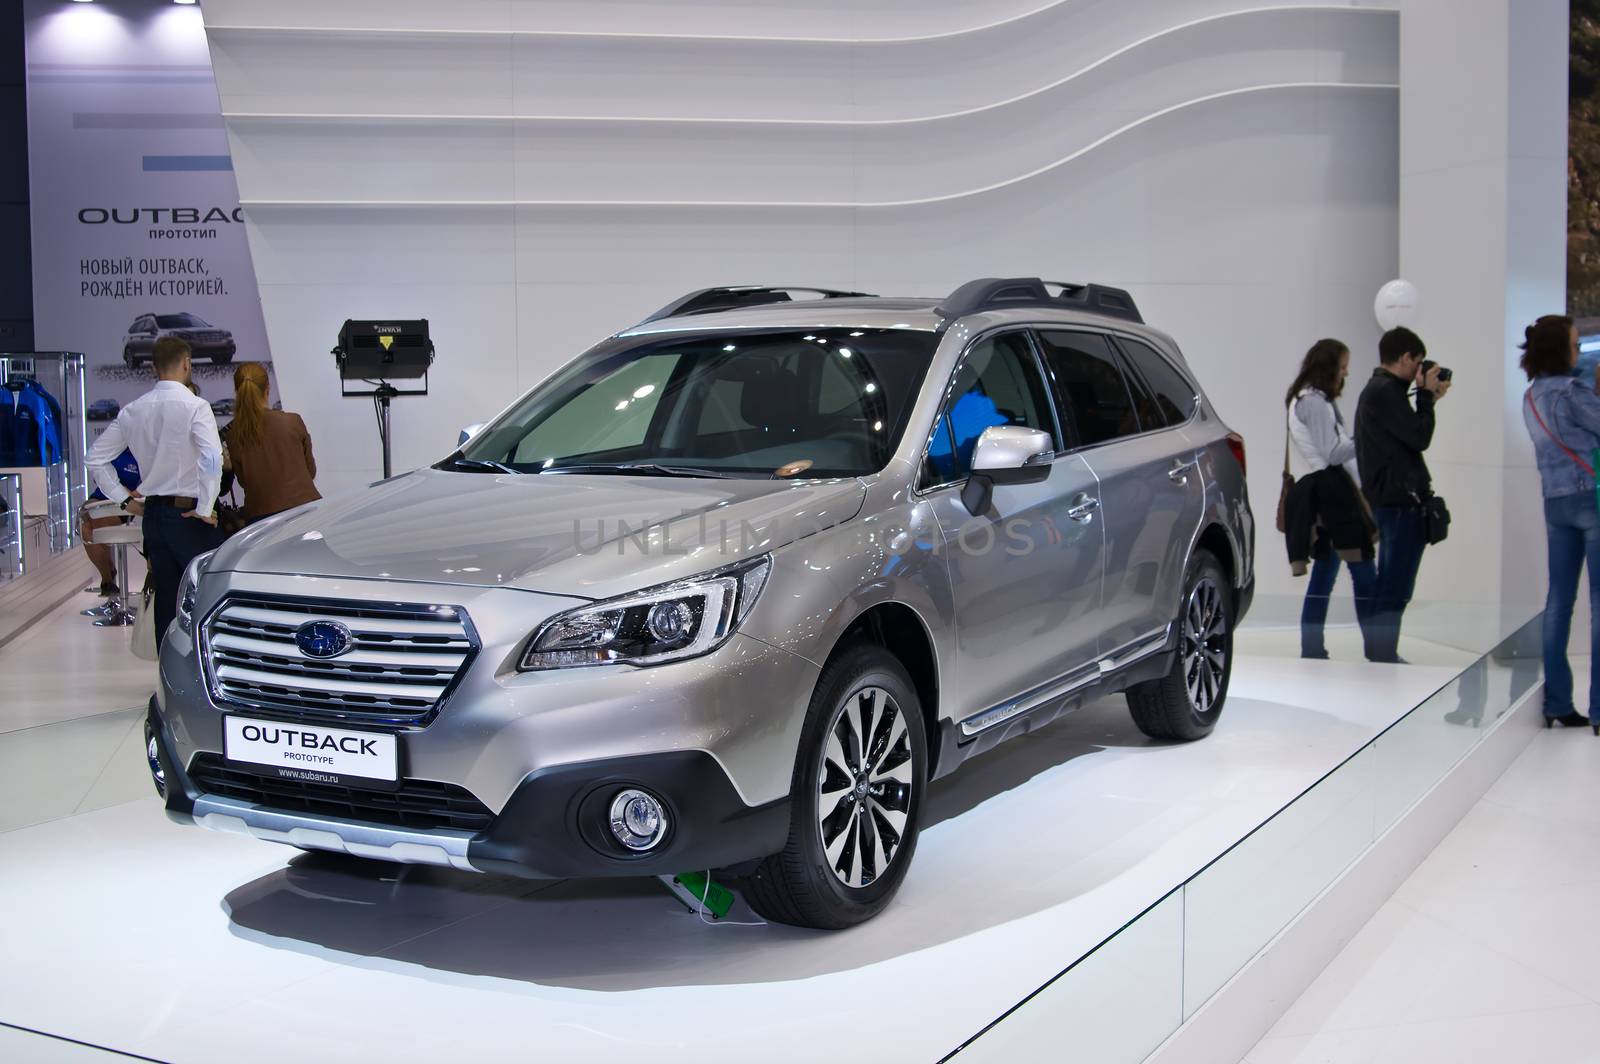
[1370,505,1427,662]
[1300,552,1379,658]
[1541,492,1600,721]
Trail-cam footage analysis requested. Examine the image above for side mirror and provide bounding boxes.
[962,425,1053,516]
[458,422,485,447]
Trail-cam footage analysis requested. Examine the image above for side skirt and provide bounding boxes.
[932,637,1176,780]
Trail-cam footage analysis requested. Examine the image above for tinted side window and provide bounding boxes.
[1120,338,1197,425]
[1037,330,1140,446]
[923,333,1054,487]
[1119,352,1164,432]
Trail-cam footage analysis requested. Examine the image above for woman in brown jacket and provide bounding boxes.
[223,362,320,523]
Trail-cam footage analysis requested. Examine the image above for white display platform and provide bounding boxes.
[0,642,1495,1063]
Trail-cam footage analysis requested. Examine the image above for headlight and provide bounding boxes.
[176,549,217,635]
[521,556,771,670]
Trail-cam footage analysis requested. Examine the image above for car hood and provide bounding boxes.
[210,467,867,600]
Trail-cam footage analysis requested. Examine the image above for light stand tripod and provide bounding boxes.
[372,381,400,480]
[337,376,426,481]
[332,320,434,481]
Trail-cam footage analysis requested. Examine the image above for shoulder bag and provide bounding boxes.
[1421,494,1451,546]
[130,583,157,662]
[216,488,246,537]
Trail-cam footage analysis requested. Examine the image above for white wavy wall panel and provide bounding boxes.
[204,2,1400,605]
[206,3,1396,121]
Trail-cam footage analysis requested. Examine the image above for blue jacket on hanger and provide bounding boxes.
[0,380,63,466]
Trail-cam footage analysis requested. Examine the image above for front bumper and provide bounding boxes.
[154,572,816,877]
[186,339,235,360]
[152,703,788,876]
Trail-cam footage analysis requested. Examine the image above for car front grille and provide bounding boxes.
[188,754,493,833]
[202,594,476,727]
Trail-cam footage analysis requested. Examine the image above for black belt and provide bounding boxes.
[144,495,198,509]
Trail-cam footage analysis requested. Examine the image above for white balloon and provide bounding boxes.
[1374,280,1419,331]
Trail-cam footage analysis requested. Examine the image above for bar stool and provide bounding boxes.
[86,501,142,628]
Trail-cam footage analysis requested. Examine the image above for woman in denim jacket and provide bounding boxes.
[1521,314,1600,730]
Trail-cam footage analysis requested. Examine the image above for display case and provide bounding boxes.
[0,473,20,578]
[0,352,89,555]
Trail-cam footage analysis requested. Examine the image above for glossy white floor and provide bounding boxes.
[0,580,1485,1063]
[1243,698,1600,1064]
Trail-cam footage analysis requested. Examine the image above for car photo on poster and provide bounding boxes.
[87,398,119,421]
[122,312,237,367]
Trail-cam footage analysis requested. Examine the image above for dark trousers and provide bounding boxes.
[1300,551,1379,658]
[1541,492,1600,721]
[1370,505,1427,662]
[143,500,223,648]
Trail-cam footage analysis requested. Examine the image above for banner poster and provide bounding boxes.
[23,0,273,442]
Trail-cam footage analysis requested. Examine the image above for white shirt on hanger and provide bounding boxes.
[87,380,223,513]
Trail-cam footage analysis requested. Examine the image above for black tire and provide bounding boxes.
[740,643,927,930]
[1126,549,1233,741]
[123,347,136,368]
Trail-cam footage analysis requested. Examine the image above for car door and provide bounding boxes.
[1037,329,1204,658]
[922,331,1106,723]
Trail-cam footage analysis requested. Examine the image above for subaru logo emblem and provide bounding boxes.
[295,620,352,659]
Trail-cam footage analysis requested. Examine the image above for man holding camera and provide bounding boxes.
[1354,326,1451,663]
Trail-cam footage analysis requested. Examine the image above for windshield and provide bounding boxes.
[156,313,210,328]
[452,328,937,478]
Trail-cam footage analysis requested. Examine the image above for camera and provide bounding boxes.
[1421,359,1453,383]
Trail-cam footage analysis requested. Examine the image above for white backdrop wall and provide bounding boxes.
[1397,0,1567,629]
[201,0,1402,602]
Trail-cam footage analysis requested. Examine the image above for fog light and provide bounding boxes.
[645,601,694,644]
[144,722,167,798]
[609,788,668,851]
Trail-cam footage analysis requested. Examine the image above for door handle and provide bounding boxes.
[1168,460,1195,484]
[1066,494,1100,523]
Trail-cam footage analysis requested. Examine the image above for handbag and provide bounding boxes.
[216,484,246,537]
[130,583,158,662]
[1422,494,1451,545]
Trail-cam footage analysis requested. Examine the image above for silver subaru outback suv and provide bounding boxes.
[147,278,1254,930]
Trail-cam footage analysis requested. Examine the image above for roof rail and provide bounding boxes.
[637,285,875,326]
[934,277,1143,324]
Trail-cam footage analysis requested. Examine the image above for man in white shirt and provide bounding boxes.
[87,336,224,647]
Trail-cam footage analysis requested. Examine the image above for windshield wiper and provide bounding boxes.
[540,462,735,479]
[443,456,519,475]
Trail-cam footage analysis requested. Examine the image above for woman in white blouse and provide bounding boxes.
[1286,339,1379,659]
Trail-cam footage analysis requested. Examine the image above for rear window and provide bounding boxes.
[1119,338,1197,426]
[1036,330,1140,446]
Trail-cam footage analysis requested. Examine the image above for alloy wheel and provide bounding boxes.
[1182,577,1227,714]
[815,685,915,888]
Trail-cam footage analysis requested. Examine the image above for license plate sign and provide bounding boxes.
[224,716,397,784]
